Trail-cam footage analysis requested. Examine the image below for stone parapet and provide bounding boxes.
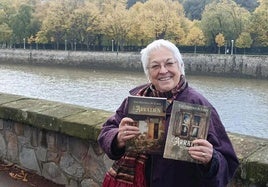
[0,49,267,79]
[0,92,267,186]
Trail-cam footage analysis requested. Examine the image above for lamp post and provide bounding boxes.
[65,39,67,51]
[231,40,234,55]
[112,40,114,52]
[74,39,77,51]
[23,38,26,49]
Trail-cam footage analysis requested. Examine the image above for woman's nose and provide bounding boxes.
[159,64,169,73]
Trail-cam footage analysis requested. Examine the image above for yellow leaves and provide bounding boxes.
[9,170,28,182]
[133,0,187,42]
[0,0,267,48]
[249,0,268,46]
[0,162,28,183]
[201,0,251,45]
[186,26,205,46]
[100,0,132,42]
[35,30,48,43]
[215,33,225,47]
[236,32,253,49]
[0,23,13,41]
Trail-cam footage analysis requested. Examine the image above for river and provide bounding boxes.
[0,64,267,139]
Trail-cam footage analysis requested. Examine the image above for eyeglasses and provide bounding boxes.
[147,61,177,72]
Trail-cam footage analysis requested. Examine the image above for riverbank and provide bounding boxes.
[0,49,267,79]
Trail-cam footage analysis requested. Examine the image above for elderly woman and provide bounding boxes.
[98,39,239,187]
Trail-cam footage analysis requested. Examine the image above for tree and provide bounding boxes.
[84,1,102,50]
[35,30,48,49]
[38,0,74,49]
[128,2,148,46]
[2,0,266,52]
[0,0,12,46]
[8,2,34,46]
[235,32,253,54]
[215,33,225,54]
[248,0,268,46]
[0,23,12,47]
[66,1,101,50]
[139,0,187,44]
[100,0,131,51]
[200,0,250,51]
[185,21,205,53]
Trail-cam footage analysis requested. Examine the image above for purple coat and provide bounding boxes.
[98,83,239,187]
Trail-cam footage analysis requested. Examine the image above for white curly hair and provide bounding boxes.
[140,39,185,78]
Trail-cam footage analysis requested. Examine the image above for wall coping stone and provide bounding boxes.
[0,92,112,140]
[0,92,267,186]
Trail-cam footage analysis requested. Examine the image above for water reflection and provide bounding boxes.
[0,64,267,139]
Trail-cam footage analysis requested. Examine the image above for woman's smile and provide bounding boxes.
[158,75,173,81]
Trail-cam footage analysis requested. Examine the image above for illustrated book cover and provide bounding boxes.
[126,96,167,154]
[163,100,211,163]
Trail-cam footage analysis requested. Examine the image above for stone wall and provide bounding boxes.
[0,92,267,187]
[0,92,113,187]
[0,49,268,79]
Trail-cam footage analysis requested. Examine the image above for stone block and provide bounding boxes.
[46,131,57,151]
[59,109,112,140]
[42,162,68,185]
[0,93,26,105]
[59,153,84,179]
[66,179,79,187]
[244,146,268,186]
[69,137,89,161]
[56,133,68,152]
[0,119,3,129]
[47,151,60,163]
[81,178,99,187]
[31,127,38,147]
[14,122,24,135]
[19,147,41,174]
[6,131,18,162]
[36,147,47,162]
[0,134,7,158]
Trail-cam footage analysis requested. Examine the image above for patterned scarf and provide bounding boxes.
[103,76,187,187]
[103,152,148,187]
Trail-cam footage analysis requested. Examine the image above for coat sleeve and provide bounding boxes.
[182,87,239,186]
[97,98,128,160]
[201,107,239,186]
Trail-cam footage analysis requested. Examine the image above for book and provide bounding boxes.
[126,96,167,154]
[163,100,211,163]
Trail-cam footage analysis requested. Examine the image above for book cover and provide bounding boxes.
[163,101,211,163]
[126,96,167,154]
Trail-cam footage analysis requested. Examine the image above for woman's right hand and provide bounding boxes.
[117,117,140,148]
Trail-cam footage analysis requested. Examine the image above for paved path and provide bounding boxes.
[0,161,64,187]
[0,171,32,187]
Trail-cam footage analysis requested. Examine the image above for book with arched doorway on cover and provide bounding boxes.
[126,95,167,154]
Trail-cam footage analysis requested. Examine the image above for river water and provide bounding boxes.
[0,64,267,139]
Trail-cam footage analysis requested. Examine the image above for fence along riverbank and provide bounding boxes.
[0,49,267,79]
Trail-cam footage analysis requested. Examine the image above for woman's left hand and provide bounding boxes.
[188,139,213,165]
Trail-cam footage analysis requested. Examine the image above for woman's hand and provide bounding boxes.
[116,117,140,148]
[188,139,213,165]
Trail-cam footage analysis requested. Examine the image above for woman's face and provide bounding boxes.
[147,47,182,92]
